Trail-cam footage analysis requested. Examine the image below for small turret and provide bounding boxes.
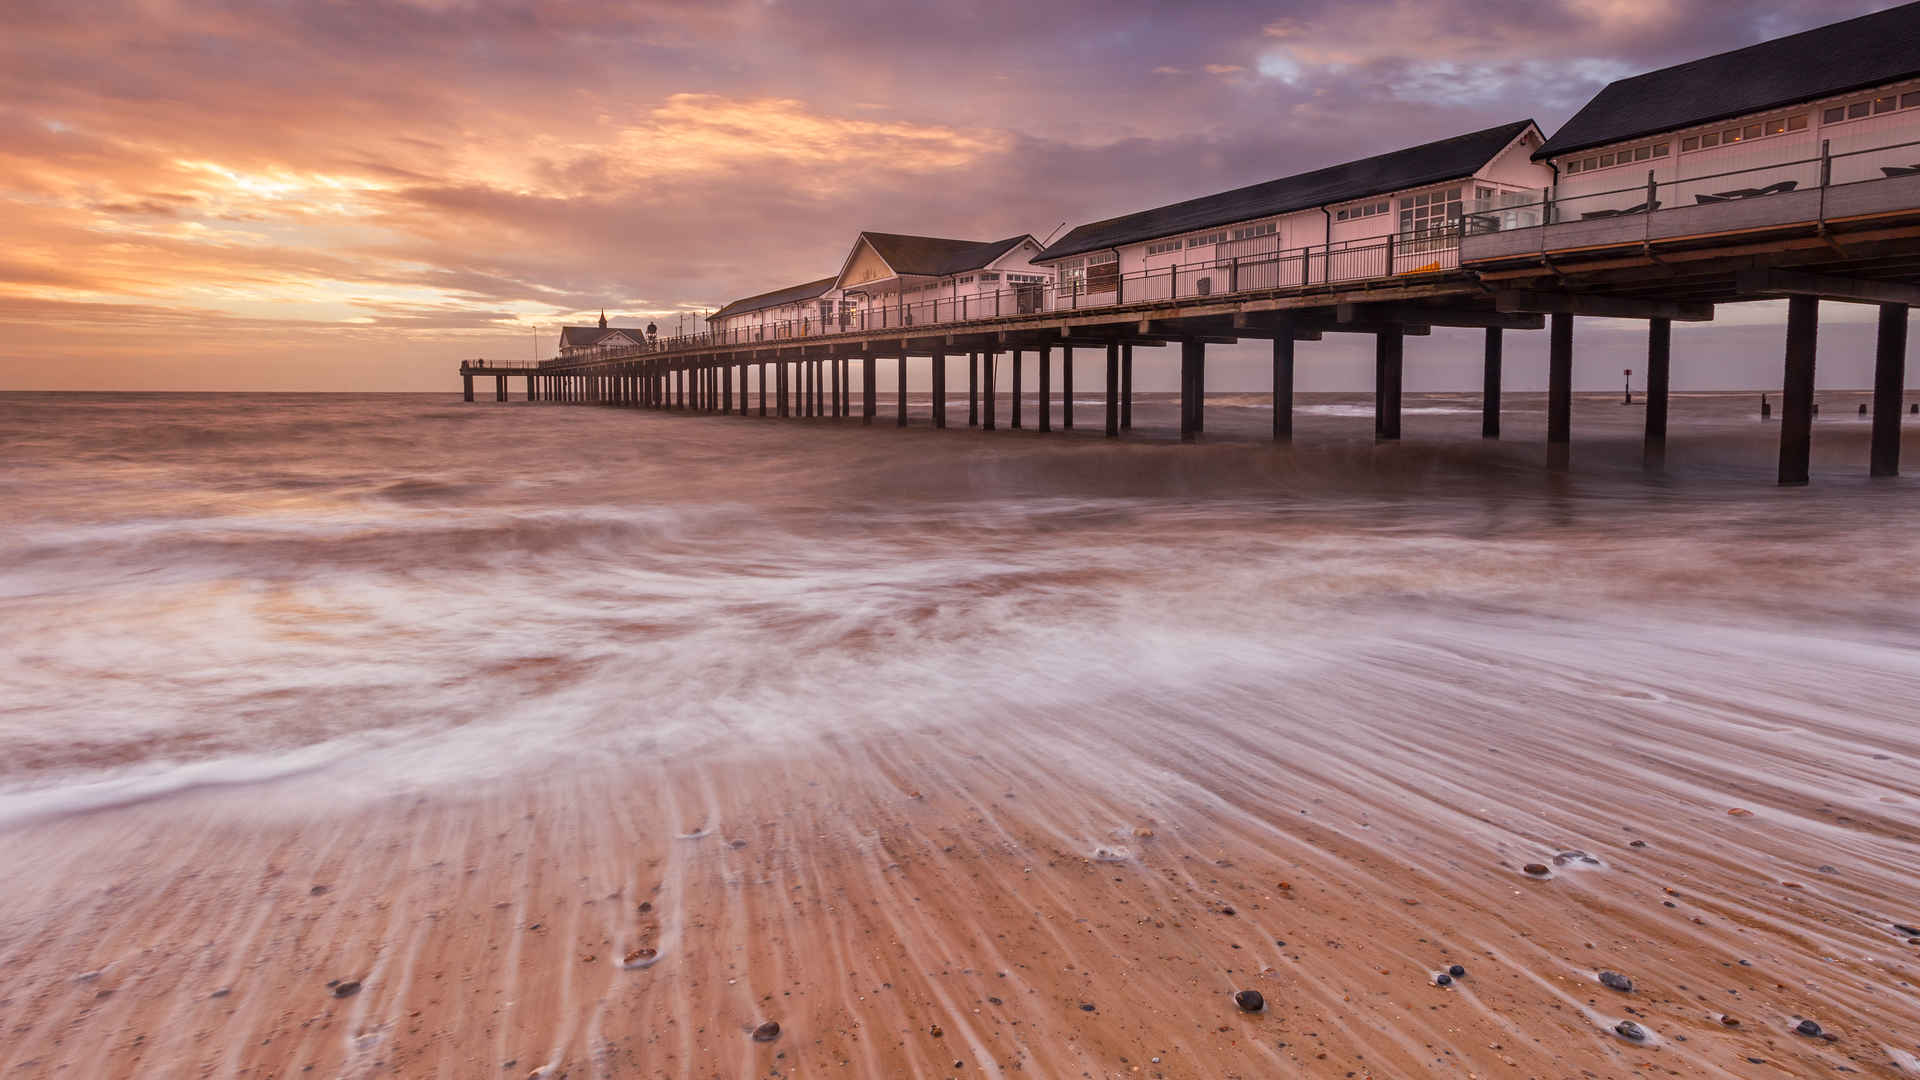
[598,309,608,329]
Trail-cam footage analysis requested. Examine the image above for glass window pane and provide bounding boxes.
[1599,153,1614,166]
[1788,114,1809,130]
[1824,107,1845,123]
[1681,136,1699,151]
[1875,96,1896,113]
[1744,124,1762,139]
[1635,146,1652,161]
[1652,143,1669,157]
[1849,101,1870,118]
[1763,119,1785,135]
[1701,133,1718,147]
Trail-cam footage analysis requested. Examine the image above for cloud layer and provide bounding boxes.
[0,0,1897,389]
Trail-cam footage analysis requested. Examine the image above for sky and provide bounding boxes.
[0,0,1909,392]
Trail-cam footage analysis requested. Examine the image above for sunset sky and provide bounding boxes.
[1,0,1905,391]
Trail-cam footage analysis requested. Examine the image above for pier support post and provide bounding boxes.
[1778,295,1820,485]
[1063,345,1074,430]
[833,358,844,419]
[896,354,908,427]
[862,353,875,424]
[1645,318,1671,468]
[1482,328,1502,439]
[1121,344,1133,429]
[722,364,731,414]
[932,349,947,428]
[1105,342,1120,437]
[1374,328,1402,440]
[1180,339,1204,442]
[983,350,997,431]
[1011,349,1023,429]
[818,359,827,418]
[1038,344,1052,433]
[1273,333,1295,442]
[1872,302,1907,477]
[969,352,979,427]
[462,374,473,402]
[1548,312,1574,472]
[777,361,788,418]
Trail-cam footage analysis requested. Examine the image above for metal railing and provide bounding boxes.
[1462,134,1920,232]
[543,229,1465,366]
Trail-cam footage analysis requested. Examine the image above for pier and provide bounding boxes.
[459,7,1920,486]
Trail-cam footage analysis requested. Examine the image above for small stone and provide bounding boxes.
[1628,840,1647,848]
[752,1021,781,1042]
[1079,1002,1095,1012]
[929,1023,943,1037]
[210,988,230,999]
[1434,973,1452,987]
[1816,865,1837,874]
[1448,964,1466,978]
[987,996,1002,1006]
[332,981,361,998]
[1727,808,1753,817]
[1132,827,1154,838]
[1719,1015,1740,1027]
[1598,971,1633,992]
[729,839,747,849]
[1894,923,1920,936]
[1523,863,1550,877]
[623,947,659,967]
[637,901,652,913]
[1233,989,1265,1012]
[1220,906,1236,916]
[1794,1019,1822,1038]
[310,885,329,896]
[1615,1020,1646,1042]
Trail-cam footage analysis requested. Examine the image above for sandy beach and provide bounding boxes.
[3,391,1918,1078]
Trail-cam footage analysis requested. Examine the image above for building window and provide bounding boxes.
[1565,141,1669,173]
[1186,230,1227,248]
[1145,239,1181,256]
[1680,112,1809,153]
[979,272,1000,282]
[1399,187,1463,237]
[1231,221,1276,241]
[1005,273,1046,284]
[1823,90,1920,125]
[1334,199,1390,222]
[957,275,974,285]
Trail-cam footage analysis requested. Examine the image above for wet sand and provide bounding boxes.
[2,391,1918,1077]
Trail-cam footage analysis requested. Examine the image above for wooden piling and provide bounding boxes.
[1778,295,1819,486]
[983,350,997,431]
[969,352,979,427]
[1121,344,1133,430]
[1038,344,1052,433]
[1180,339,1203,442]
[1872,303,1907,477]
[462,374,474,402]
[1062,345,1074,430]
[1548,312,1573,472]
[896,354,907,427]
[1105,342,1120,437]
[862,353,876,424]
[1011,349,1023,429]
[1645,318,1671,468]
[1374,329,1402,440]
[932,350,947,429]
[1273,334,1295,442]
[1482,328,1502,439]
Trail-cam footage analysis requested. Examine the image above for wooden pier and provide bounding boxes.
[462,169,1920,486]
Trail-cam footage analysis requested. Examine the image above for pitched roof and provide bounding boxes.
[1537,3,1920,160]
[855,232,1035,278]
[558,325,641,348]
[707,276,837,322]
[1036,121,1538,263]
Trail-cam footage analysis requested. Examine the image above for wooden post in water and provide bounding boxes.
[932,349,947,429]
[983,349,997,431]
[1105,342,1120,437]
[1644,318,1671,468]
[968,352,979,427]
[896,354,908,427]
[1011,349,1023,429]
[776,361,788,418]
[1273,333,1294,442]
[1121,344,1133,429]
[1037,343,1052,433]
[1062,345,1074,430]
[462,373,474,402]
[1481,328,1503,439]
[1872,303,1907,477]
[1180,339,1203,442]
[1375,328,1402,441]
[1548,312,1573,472]
[862,353,875,424]
[1778,295,1819,485]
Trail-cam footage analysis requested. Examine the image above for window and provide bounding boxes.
[1565,140,1667,173]
[956,275,973,285]
[978,272,1000,282]
[1087,252,1118,265]
[1005,273,1046,284]
[1680,113,1806,153]
[1145,239,1182,256]
[1231,221,1276,241]
[1186,230,1227,248]
[1876,95,1898,114]
[1905,91,1920,109]
[1334,199,1389,222]
[1399,186,1463,237]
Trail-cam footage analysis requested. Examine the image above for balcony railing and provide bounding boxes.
[543,229,1464,366]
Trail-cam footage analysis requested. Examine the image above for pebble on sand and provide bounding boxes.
[1448,965,1466,978]
[623,948,659,968]
[1434,974,1453,987]
[1233,989,1265,1012]
[1523,863,1551,877]
[1894,923,1920,936]
[1719,1015,1741,1027]
[929,1024,944,1037]
[1794,1019,1823,1038]
[332,981,361,998]
[1598,971,1633,992]
[752,1021,781,1043]
[1079,1003,1096,1012]
[1615,1020,1646,1042]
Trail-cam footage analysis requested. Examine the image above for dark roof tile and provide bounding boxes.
[858,232,1033,278]
[708,276,837,322]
